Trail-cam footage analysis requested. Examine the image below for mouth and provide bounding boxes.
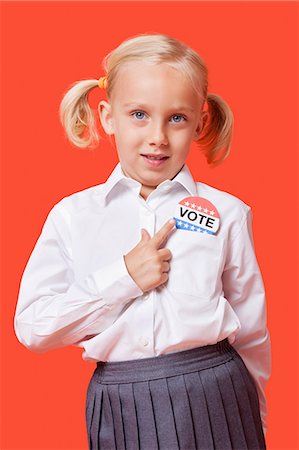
[141,153,169,160]
[141,153,170,167]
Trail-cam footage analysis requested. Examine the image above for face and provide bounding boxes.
[98,62,203,200]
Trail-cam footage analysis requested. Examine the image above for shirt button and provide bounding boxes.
[143,293,149,300]
[145,209,152,216]
[140,336,149,347]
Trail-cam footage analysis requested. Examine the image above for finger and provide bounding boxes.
[140,228,151,242]
[161,261,170,273]
[150,219,176,249]
[160,272,169,285]
[158,248,172,261]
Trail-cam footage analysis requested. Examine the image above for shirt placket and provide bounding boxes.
[136,201,156,355]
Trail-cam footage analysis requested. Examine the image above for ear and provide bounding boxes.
[193,112,208,141]
[192,120,202,141]
[98,100,115,135]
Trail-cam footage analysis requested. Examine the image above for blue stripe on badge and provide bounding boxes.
[173,218,215,235]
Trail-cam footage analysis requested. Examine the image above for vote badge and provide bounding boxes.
[174,196,220,235]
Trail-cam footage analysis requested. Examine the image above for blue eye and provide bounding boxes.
[171,115,186,123]
[132,111,146,120]
[131,111,186,122]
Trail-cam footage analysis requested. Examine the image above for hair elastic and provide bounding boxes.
[98,76,107,89]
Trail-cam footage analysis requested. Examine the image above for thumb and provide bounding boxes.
[140,228,151,242]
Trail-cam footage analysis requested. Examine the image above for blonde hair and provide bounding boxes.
[59,33,234,166]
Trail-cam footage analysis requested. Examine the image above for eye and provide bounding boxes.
[131,111,146,120]
[170,114,186,123]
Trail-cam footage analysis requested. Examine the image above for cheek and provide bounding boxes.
[125,126,145,144]
[114,124,135,142]
[170,130,193,148]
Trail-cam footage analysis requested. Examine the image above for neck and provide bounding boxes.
[139,184,155,201]
[122,164,185,201]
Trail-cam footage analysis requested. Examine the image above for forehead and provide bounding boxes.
[111,61,200,108]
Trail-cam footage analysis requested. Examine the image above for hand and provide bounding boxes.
[124,219,176,293]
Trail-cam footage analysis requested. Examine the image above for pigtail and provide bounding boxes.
[198,93,234,167]
[59,79,100,149]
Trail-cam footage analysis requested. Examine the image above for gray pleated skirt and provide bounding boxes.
[85,338,266,450]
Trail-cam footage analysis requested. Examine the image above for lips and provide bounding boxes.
[141,153,169,160]
[141,153,169,167]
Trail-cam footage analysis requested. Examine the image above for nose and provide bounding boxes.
[148,121,168,147]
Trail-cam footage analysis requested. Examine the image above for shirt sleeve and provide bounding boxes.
[14,202,144,353]
[222,206,272,435]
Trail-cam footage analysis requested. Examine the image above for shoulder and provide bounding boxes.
[46,182,106,225]
[196,180,250,216]
[195,181,251,238]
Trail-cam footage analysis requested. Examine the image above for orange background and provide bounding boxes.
[1,1,298,449]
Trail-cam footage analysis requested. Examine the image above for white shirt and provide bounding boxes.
[14,162,271,433]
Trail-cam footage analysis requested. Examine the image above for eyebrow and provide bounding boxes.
[123,103,195,112]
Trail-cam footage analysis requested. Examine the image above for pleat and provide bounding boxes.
[149,378,180,450]
[107,384,126,450]
[226,357,263,449]
[132,381,159,450]
[166,374,197,450]
[86,378,97,450]
[213,361,248,449]
[184,371,214,449]
[228,354,266,450]
[89,384,103,450]
[118,383,139,450]
[232,354,266,449]
[98,385,117,449]
[199,367,232,449]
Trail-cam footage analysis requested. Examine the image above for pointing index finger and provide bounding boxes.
[150,219,176,248]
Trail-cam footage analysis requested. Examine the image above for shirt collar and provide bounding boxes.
[99,162,198,204]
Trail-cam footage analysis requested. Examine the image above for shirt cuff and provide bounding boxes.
[86,256,144,305]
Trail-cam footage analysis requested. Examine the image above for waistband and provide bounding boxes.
[95,338,237,384]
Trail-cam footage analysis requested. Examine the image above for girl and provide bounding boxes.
[14,33,271,450]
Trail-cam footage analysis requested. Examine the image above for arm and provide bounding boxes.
[14,203,143,352]
[222,207,271,435]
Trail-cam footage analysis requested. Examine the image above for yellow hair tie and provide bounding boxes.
[98,76,107,89]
